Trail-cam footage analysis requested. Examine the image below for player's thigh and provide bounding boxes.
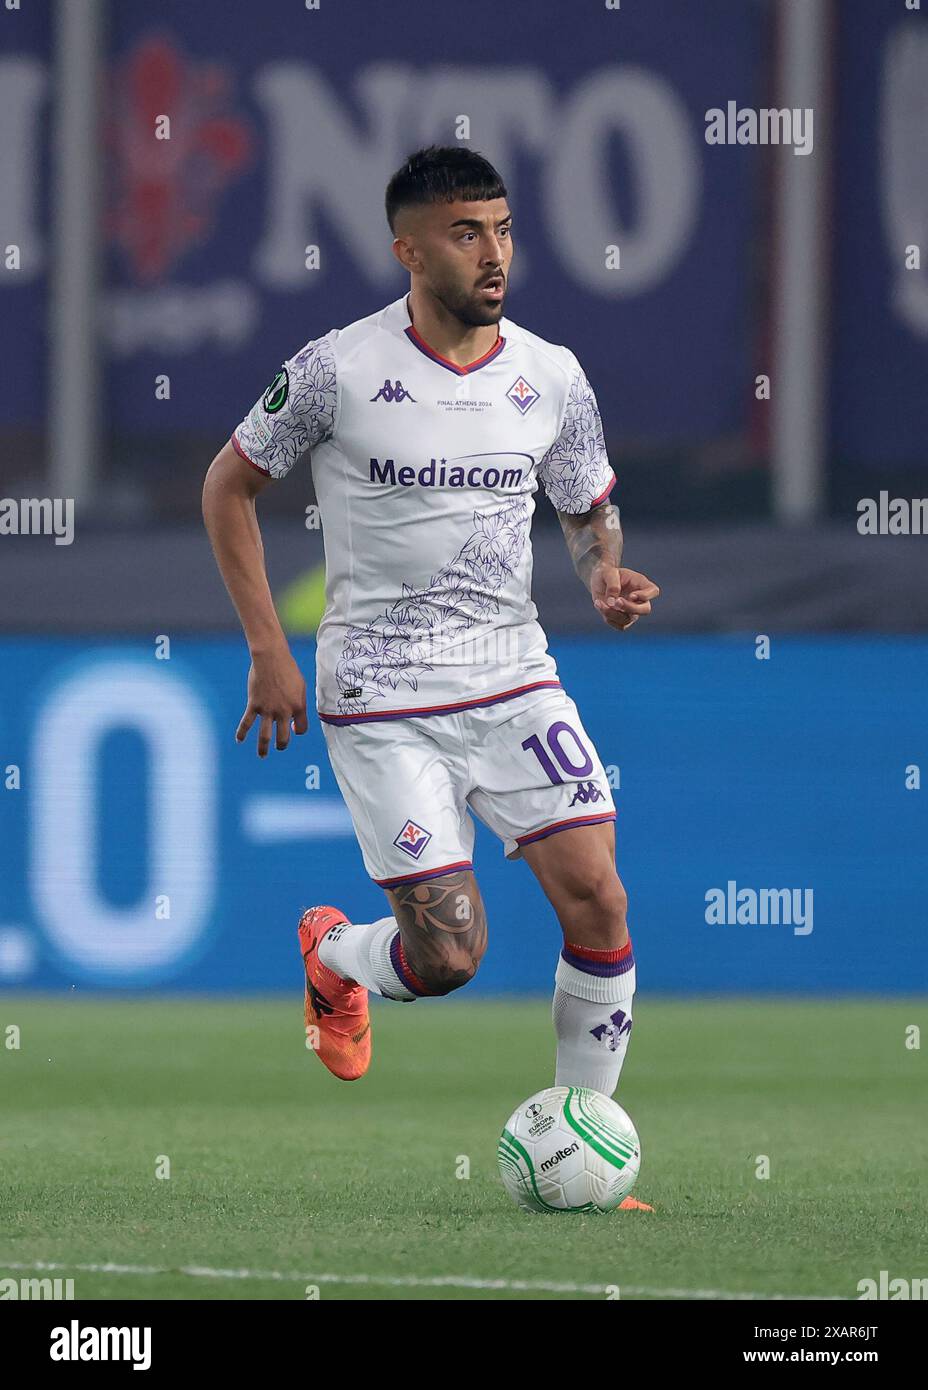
[322,717,473,889]
[384,868,488,991]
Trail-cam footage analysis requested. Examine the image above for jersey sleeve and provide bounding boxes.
[537,356,615,514]
[231,331,338,480]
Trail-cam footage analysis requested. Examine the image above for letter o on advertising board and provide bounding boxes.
[28,660,216,984]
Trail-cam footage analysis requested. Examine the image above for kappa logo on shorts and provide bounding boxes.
[393,819,432,860]
[568,780,606,806]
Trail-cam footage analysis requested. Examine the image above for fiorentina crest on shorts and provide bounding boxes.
[393,819,432,859]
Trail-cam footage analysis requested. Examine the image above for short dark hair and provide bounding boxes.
[385,145,507,233]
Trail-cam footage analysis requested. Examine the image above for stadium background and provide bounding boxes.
[1,0,925,1002]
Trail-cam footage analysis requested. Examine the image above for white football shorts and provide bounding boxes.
[321,684,615,889]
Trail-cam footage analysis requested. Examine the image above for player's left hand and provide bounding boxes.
[591,565,661,631]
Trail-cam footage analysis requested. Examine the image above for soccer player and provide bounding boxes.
[203,146,660,1128]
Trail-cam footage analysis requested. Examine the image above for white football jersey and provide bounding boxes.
[232,295,614,724]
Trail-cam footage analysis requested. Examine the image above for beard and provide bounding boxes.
[430,274,506,327]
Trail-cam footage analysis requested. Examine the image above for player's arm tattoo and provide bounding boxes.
[557,502,623,591]
[388,871,487,994]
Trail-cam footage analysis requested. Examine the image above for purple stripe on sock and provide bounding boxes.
[560,945,635,978]
[389,931,429,997]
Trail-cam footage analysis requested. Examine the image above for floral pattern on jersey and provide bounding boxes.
[235,333,336,479]
[334,496,531,714]
[538,364,613,514]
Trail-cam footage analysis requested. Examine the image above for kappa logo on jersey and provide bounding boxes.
[263,368,289,413]
[590,1007,632,1052]
[370,378,417,403]
[393,819,432,859]
[568,780,606,806]
[506,376,540,415]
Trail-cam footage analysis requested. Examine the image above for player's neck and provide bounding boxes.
[405,291,500,369]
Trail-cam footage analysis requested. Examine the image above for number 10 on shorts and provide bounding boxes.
[522,721,594,786]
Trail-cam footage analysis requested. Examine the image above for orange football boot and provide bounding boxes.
[298,907,371,1081]
[618,1196,654,1211]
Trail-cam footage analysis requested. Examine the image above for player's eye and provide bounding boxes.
[499,224,512,238]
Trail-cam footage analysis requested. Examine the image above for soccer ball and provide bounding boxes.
[498,1085,640,1213]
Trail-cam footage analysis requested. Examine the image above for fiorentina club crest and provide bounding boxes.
[506,376,540,414]
[590,1008,632,1053]
[105,36,254,281]
[393,819,432,860]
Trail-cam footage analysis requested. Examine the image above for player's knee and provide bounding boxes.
[417,948,481,996]
[411,899,487,996]
[605,875,629,930]
[563,869,628,944]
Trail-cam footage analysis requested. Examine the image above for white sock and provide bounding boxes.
[551,939,636,1096]
[317,917,420,1001]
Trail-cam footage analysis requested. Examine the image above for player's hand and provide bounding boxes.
[236,645,309,757]
[591,565,661,631]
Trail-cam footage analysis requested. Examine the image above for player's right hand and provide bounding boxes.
[236,647,309,757]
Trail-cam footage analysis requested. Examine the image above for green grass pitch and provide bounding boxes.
[0,995,924,1301]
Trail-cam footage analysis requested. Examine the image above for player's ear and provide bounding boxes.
[391,236,418,274]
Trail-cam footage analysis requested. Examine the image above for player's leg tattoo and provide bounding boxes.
[386,871,487,996]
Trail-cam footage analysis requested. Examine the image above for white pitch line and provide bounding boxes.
[1,1261,846,1300]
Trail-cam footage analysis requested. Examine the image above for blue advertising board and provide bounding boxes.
[831,2,928,467]
[0,0,50,431]
[0,635,924,995]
